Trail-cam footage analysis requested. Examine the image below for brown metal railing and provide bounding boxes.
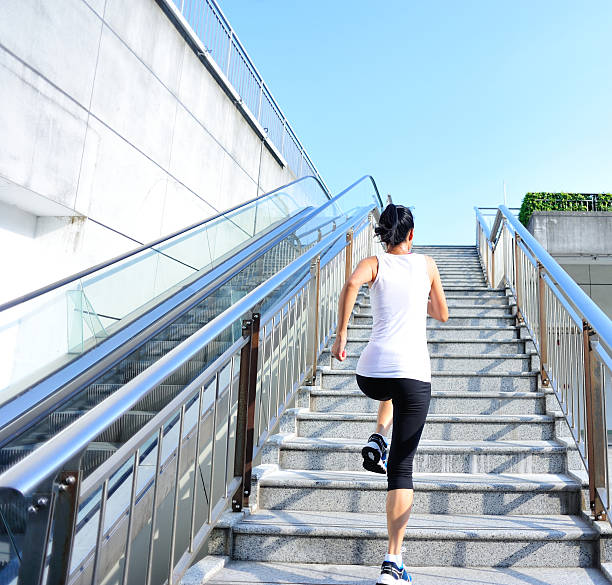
[475,205,612,522]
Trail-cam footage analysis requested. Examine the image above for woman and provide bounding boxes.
[331,204,448,584]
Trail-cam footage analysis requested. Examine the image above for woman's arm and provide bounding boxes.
[426,255,449,322]
[331,256,377,360]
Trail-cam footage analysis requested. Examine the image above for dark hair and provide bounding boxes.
[374,204,414,247]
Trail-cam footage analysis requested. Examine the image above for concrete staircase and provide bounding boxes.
[192,245,610,585]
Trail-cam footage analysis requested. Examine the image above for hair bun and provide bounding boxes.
[375,204,414,247]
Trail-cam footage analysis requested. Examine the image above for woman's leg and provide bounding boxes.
[386,489,414,554]
[376,399,393,435]
[385,379,431,557]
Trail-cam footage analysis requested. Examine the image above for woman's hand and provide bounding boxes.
[331,332,347,361]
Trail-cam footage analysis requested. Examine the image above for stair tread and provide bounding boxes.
[296,411,555,422]
[320,367,536,377]
[233,509,597,539]
[205,561,609,585]
[281,436,568,452]
[259,469,584,490]
[310,388,546,398]
[325,350,531,359]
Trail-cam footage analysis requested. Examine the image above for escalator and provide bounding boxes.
[0,175,382,585]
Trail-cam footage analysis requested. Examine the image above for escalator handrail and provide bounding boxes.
[0,175,331,313]
[0,175,381,442]
[0,205,375,497]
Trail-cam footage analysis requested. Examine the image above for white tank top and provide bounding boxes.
[355,252,432,382]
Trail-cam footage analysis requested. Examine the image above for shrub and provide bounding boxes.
[518,192,612,227]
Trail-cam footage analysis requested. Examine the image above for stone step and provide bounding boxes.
[323,352,532,373]
[437,287,505,296]
[319,368,537,392]
[354,315,515,327]
[255,469,582,515]
[439,279,487,285]
[346,324,520,341]
[444,295,511,306]
[294,411,556,441]
[330,338,526,354]
[357,296,511,308]
[438,269,486,275]
[202,560,610,585]
[355,306,512,318]
[274,437,568,473]
[306,388,547,415]
[226,509,596,567]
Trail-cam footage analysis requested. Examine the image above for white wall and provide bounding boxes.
[0,0,297,304]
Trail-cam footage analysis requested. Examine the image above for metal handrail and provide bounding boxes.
[0,192,379,585]
[161,0,328,190]
[487,206,612,353]
[474,204,612,524]
[0,175,328,313]
[0,209,367,496]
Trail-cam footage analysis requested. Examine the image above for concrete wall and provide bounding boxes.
[527,211,612,319]
[0,0,297,304]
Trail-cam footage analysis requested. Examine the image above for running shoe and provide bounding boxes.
[362,432,388,474]
[375,560,412,584]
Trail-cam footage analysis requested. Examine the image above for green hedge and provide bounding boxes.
[518,192,612,227]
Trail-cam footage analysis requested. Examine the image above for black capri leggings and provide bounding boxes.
[356,374,431,490]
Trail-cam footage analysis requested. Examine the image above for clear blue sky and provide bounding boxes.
[220,1,612,244]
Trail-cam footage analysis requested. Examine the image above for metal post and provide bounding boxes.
[345,229,354,284]
[514,233,523,323]
[537,262,550,386]
[491,240,496,288]
[583,324,607,520]
[233,313,260,511]
[121,450,141,585]
[47,464,82,585]
[484,239,490,287]
[257,81,264,122]
[225,29,233,75]
[306,256,321,384]
[17,482,55,585]
[169,405,186,584]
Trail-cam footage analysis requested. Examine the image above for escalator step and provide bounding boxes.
[88,383,184,412]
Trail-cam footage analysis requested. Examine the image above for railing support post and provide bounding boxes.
[491,242,496,288]
[233,312,260,512]
[583,322,608,520]
[514,233,524,324]
[484,239,490,287]
[16,480,55,585]
[46,464,82,585]
[306,256,321,385]
[537,262,550,387]
[345,229,354,284]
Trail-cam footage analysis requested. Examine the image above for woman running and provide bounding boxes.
[331,203,448,584]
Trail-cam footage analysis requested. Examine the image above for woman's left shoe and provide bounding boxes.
[375,560,412,583]
[362,432,388,474]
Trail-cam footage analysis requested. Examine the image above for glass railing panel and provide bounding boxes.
[0,177,330,408]
[0,493,23,585]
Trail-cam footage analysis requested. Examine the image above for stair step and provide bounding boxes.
[331,338,526,354]
[308,388,546,414]
[295,412,556,441]
[257,469,582,515]
[354,315,515,327]
[346,324,520,341]
[204,561,609,585]
[320,368,537,392]
[356,306,511,317]
[228,509,596,566]
[277,437,568,473]
[325,352,532,373]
